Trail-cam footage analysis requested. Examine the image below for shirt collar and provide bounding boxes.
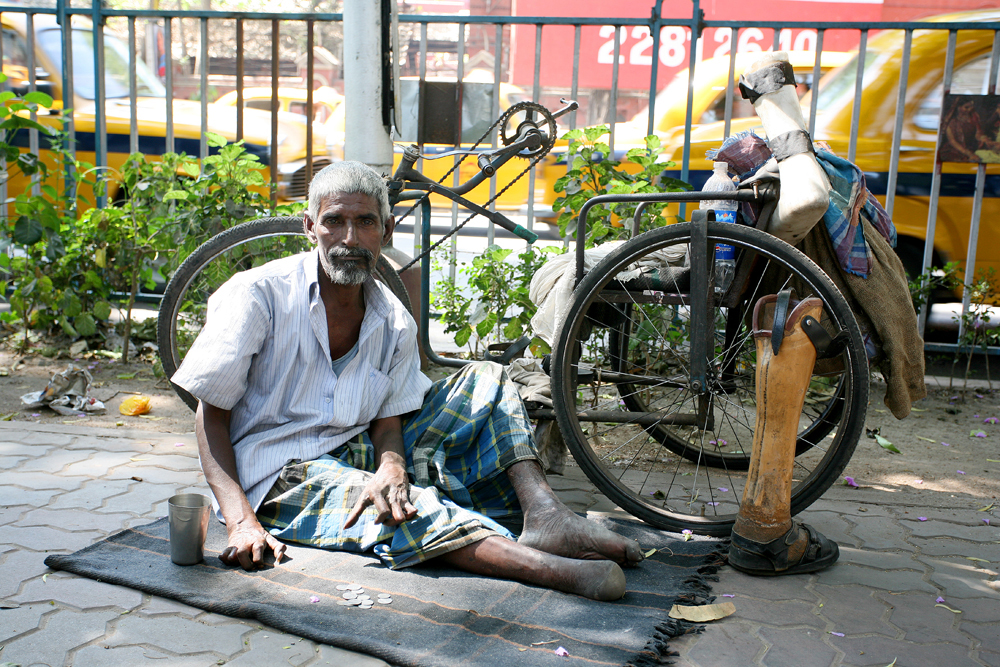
[307,247,392,322]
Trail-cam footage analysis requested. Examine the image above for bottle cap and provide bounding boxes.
[713,162,729,171]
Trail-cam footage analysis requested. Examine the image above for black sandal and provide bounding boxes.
[729,522,839,576]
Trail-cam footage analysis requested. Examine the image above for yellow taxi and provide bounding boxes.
[1,13,328,206]
[659,9,1000,280]
[536,50,850,219]
[214,85,344,126]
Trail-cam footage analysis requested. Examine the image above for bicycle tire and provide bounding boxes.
[551,221,868,536]
[157,216,412,412]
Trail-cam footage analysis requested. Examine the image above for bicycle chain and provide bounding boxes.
[397,101,557,273]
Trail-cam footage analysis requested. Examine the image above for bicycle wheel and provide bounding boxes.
[551,221,868,535]
[157,216,412,412]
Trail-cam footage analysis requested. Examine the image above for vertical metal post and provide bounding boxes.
[0,9,4,218]
[608,25,621,155]
[723,28,738,139]
[128,17,138,154]
[488,21,502,246]
[645,0,663,136]
[772,27,780,51]
[165,18,174,153]
[918,30,957,334]
[60,2,77,202]
[957,31,1000,345]
[847,29,867,164]
[570,25,580,131]
[679,0,702,218]
[26,12,39,196]
[199,17,208,160]
[449,22,465,284]
[306,20,314,197]
[270,19,280,211]
[884,29,911,219]
[808,29,824,137]
[236,19,243,142]
[91,0,107,206]
[524,22,542,234]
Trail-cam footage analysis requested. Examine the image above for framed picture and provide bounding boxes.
[939,94,1000,164]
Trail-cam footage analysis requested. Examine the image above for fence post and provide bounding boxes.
[343,0,393,175]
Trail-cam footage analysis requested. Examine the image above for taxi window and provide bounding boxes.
[914,54,993,131]
[246,99,274,112]
[2,28,29,68]
[700,86,757,124]
[815,50,880,111]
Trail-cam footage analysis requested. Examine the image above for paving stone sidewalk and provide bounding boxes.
[1,420,998,667]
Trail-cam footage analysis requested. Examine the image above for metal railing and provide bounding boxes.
[1,0,998,354]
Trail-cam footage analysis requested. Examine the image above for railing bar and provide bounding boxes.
[808,28,824,137]
[847,29,867,164]
[306,19,314,200]
[0,9,5,217]
[165,17,173,153]
[199,17,208,160]
[270,18,279,212]
[772,26,780,51]
[525,22,542,234]
[128,17,138,154]
[488,21,502,246]
[679,0,702,217]
[450,21,465,283]
[646,7,662,137]
[608,24,621,156]
[570,24,580,131]
[26,12,38,197]
[884,29,911,219]
[236,19,243,142]
[92,0,106,207]
[723,28,738,139]
[918,29,956,334]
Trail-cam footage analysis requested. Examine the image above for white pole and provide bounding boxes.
[343,0,393,175]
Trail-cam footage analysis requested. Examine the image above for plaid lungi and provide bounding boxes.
[256,361,538,569]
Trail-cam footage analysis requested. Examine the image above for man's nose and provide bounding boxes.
[341,221,360,246]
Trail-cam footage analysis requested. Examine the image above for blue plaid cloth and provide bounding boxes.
[256,361,538,569]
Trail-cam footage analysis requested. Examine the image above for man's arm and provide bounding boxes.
[196,401,286,569]
[343,415,418,529]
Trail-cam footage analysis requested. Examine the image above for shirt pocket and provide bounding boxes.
[330,360,392,427]
[357,363,392,424]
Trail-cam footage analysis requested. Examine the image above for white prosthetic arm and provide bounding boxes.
[740,52,830,245]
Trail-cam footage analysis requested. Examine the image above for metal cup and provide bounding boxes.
[168,493,211,565]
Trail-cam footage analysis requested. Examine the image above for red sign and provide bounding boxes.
[509,0,885,91]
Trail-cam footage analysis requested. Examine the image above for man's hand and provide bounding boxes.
[343,451,417,529]
[221,520,287,570]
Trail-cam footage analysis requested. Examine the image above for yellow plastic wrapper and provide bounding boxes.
[119,395,152,416]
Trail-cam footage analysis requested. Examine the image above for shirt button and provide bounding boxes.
[326,398,331,403]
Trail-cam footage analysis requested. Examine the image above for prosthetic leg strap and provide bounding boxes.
[738,60,796,104]
[768,130,815,162]
[771,288,794,355]
[801,315,849,359]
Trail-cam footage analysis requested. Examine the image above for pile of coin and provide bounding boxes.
[335,583,392,610]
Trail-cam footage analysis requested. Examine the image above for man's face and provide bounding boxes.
[305,192,394,286]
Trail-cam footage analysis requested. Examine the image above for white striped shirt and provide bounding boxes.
[172,249,432,515]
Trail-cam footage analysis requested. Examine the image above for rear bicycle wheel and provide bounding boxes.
[157,216,411,411]
[551,222,868,535]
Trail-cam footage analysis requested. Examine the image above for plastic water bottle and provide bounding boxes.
[699,161,738,295]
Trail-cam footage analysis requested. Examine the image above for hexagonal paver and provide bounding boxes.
[104,614,248,656]
[877,591,973,645]
[137,596,202,617]
[15,508,133,533]
[71,644,216,667]
[61,450,146,477]
[963,621,1000,653]
[759,626,838,667]
[4,471,91,491]
[0,609,119,666]
[716,568,819,603]
[98,482,182,515]
[0,525,104,553]
[685,621,766,667]
[104,464,201,485]
[0,441,55,457]
[17,448,97,473]
[224,630,315,666]
[13,573,143,611]
[66,436,155,453]
[44,479,134,511]
[848,516,915,551]
[835,637,979,666]
[838,547,921,571]
[0,485,63,508]
[816,562,938,594]
[724,597,825,630]
[0,505,27,527]
[315,642,391,666]
[917,556,999,599]
[0,603,49,643]
[906,520,998,542]
[0,455,30,468]
[911,537,1000,561]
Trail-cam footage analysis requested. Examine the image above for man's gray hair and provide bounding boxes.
[307,161,391,224]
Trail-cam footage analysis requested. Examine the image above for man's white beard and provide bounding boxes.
[322,248,374,285]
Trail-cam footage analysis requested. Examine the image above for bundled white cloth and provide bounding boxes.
[21,366,106,416]
[529,240,685,347]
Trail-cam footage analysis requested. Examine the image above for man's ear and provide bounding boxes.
[381,215,395,247]
[303,212,318,244]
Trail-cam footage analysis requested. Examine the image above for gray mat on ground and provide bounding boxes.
[45,514,725,667]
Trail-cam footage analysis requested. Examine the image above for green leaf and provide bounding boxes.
[12,216,43,245]
[503,317,523,340]
[93,301,113,320]
[454,325,472,347]
[206,131,228,148]
[58,292,83,317]
[117,371,138,379]
[874,434,901,454]
[23,90,54,107]
[75,313,97,337]
[181,161,201,177]
[162,189,189,201]
[476,312,498,338]
[60,316,79,338]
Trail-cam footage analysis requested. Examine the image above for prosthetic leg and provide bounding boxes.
[738,52,830,246]
[729,291,840,575]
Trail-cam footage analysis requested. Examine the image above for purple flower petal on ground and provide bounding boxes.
[707,502,719,506]
[984,519,991,525]
[976,394,984,399]
[914,479,923,484]
[829,632,845,637]
[974,414,980,418]
[722,594,735,598]
[174,443,185,447]
[31,413,40,417]
[309,595,320,603]
[918,517,928,521]
[717,487,728,493]
[958,470,966,475]
[708,440,717,445]
[942,442,951,447]
[936,596,945,603]
[985,417,998,424]
[554,647,569,657]
[844,476,859,488]
[950,396,959,400]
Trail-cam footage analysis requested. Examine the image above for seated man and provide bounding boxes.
[172,161,643,601]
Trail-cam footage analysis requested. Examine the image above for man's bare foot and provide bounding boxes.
[442,536,627,601]
[518,506,644,566]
